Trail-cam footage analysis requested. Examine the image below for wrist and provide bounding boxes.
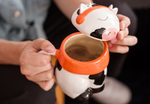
[16,41,32,65]
[0,40,31,65]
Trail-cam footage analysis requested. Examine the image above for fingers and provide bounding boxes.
[109,14,137,54]
[26,68,54,82]
[25,63,54,91]
[108,36,138,53]
[32,38,56,53]
[24,64,54,91]
[111,36,138,46]
[21,62,53,76]
[111,28,129,43]
[20,53,51,66]
[116,14,130,41]
[20,51,52,76]
[36,78,55,91]
[117,28,129,40]
[108,44,129,54]
[110,14,130,43]
[19,38,56,91]
[117,14,131,30]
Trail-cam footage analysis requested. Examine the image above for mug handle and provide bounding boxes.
[38,50,56,56]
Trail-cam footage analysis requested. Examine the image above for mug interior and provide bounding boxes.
[64,33,104,61]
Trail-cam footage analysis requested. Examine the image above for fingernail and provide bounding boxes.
[45,46,55,52]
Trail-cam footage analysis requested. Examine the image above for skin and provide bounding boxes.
[0,0,137,91]
[108,14,138,53]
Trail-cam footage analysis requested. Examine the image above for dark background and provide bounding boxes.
[118,8,150,104]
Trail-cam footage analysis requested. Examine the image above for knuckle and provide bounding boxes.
[115,47,120,53]
[40,58,49,66]
[126,17,131,25]
[43,79,54,91]
[19,57,27,65]
[43,85,49,91]
[38,82,47,91]
[26,76,32,81]
[20,68,30,75]
[39,57,51,66]
[45,72,53,80]
[126,28,129,35]
[36,38,45,42]
[41,40,54,51]
[20,68,26,75]
[41,39,50,46]
[46,63,53,70]
[37,55,51,66]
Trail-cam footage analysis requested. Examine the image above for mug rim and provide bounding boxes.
[56,32,109,75]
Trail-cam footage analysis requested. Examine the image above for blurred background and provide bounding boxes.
[118,0,150,103]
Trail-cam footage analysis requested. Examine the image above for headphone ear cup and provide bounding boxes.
[76,15,85,24]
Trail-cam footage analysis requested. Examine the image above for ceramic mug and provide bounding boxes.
[39,32,109,101]
[39,3,120,101]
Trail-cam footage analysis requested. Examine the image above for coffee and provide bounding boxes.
[65,45,101,61]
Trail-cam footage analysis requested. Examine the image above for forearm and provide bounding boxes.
[0,39,30,65]
[54,0,93,19]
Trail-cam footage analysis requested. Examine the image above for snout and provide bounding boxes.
[90,28,118,41]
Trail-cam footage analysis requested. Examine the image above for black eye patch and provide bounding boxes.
[90,28,106,39]
[89,71,105,85]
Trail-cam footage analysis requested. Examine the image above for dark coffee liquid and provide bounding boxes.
[65,45,101,61]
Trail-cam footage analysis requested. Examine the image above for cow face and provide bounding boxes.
[71,3,120,41]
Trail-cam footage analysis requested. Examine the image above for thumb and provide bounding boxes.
[32,38,56,53]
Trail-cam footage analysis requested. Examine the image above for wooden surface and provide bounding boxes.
[51,56,65,104]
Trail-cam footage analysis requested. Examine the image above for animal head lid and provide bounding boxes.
[76,3,118,24]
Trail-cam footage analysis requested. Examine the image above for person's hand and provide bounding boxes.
[108,14,138,54]
[19,38,55,91]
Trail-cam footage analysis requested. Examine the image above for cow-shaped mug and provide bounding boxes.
[39,3,120,101]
